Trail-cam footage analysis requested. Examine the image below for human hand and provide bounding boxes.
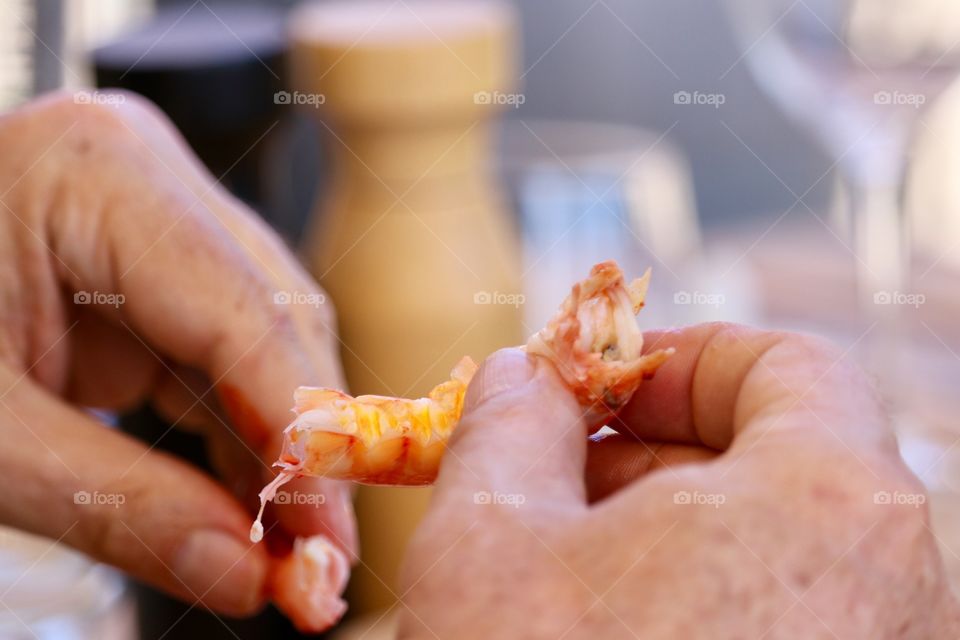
[0,92,355,617]
[399,323,959,638]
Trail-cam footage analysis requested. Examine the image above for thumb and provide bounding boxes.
[438,348,588,507]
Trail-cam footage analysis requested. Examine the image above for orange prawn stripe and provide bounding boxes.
[295,430,445,486]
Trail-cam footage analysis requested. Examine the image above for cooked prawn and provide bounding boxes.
[250,260,672,544]
[253,261,672,632]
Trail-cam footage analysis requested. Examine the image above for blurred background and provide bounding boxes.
[2,0,960,638]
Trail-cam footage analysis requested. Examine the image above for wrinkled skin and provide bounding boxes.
[0,92,356,617]
[399,324,960,639]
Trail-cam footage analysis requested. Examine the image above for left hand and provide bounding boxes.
[0,91,356,617]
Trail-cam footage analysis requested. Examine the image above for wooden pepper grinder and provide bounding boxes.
[290,0,523,614]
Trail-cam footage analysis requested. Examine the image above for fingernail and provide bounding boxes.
[464,348,537,412]
[174,530,265,615]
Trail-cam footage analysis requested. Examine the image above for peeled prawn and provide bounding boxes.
[248,356,477,544]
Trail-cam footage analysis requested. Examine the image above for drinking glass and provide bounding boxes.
[724,0,960,379]
[725,1,960,586]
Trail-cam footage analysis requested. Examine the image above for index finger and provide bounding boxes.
[615,322,894,456]
[27,93,355,550]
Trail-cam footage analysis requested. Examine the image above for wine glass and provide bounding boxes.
[724,2,960,585]
[724,0,960,366]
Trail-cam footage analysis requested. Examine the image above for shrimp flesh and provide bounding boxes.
[249,356,476,543]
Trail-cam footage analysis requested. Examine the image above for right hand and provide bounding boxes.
[399,324,959,638]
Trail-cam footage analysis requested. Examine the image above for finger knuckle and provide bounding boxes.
[0,90,159,162]
[18,92,167,193]
[37,90,147,139]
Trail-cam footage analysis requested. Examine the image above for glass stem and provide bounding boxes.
[847,163,909,406]
[851,175,905,306]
